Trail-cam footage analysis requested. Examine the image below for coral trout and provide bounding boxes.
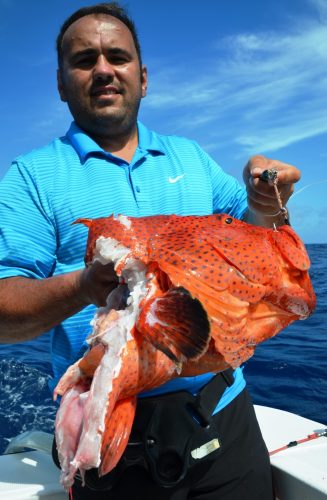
[54,214,316,489]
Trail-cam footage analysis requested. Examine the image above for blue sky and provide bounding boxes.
[1,0,326,243]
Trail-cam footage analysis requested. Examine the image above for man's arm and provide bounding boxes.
[0,262,118,343]
[243,154,301,227]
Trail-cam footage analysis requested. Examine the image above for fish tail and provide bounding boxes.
[99,396,137,477]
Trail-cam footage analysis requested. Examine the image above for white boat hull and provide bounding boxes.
[0,405,326,499]
[255,405,327,500]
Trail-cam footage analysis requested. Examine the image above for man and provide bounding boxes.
[0,3,300,499]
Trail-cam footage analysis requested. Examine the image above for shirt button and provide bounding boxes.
[135,186,141,193]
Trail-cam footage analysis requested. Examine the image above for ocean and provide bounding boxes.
[0,244,326,454]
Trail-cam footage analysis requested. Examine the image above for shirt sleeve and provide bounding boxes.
[195,144,248,218]
[0,159,57,279]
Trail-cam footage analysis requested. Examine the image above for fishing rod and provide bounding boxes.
[269,428,327,456]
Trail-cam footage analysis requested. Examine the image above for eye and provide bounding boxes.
[75,59,92,68]
[225,217,233,225]
[70,52,97,69]
[107,49,132,65]
[109,55,128,65]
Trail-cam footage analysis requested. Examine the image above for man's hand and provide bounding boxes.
[243,154,301,226]
[0,261,119,343]
[79,261,119,307]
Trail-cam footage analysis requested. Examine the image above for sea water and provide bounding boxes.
[0,244,326,453]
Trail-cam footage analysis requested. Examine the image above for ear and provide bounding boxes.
[57,69,67,102]
[141,65,148,98]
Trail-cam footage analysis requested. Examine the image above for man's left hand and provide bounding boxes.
[243,154,301,221]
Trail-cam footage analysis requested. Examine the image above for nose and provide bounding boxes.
[93,55,115,81]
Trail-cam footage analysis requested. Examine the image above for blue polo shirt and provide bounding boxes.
[0,121,247,411]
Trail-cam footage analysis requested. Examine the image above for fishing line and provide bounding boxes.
[291,179,327,199]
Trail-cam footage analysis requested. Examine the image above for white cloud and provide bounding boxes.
[143,8,327,155]
[236,113,327,154]
[310,0,327,21]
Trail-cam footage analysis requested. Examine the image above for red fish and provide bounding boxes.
[54,214,316,489]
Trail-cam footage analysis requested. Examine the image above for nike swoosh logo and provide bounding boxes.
[168,174,185,184]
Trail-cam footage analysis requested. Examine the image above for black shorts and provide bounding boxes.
[54,387,274,500]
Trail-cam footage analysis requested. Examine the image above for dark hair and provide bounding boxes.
[56,2,142,69]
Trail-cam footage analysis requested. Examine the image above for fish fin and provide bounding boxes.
[54,344,106,400]
[137,287,210,363]
[99,396,137,477]
[271,225,311,270]
[78,344,106,378]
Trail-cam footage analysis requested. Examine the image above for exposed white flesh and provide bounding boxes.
[57,237,148,489]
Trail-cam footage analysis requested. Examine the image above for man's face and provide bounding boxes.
[57,14,147,138]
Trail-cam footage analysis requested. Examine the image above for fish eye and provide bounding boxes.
[225,217,233,224]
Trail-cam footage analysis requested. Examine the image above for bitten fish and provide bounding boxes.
[54,214,316,490]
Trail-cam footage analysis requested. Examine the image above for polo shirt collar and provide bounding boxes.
[66,121,165,163]
[137,121,165,156]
